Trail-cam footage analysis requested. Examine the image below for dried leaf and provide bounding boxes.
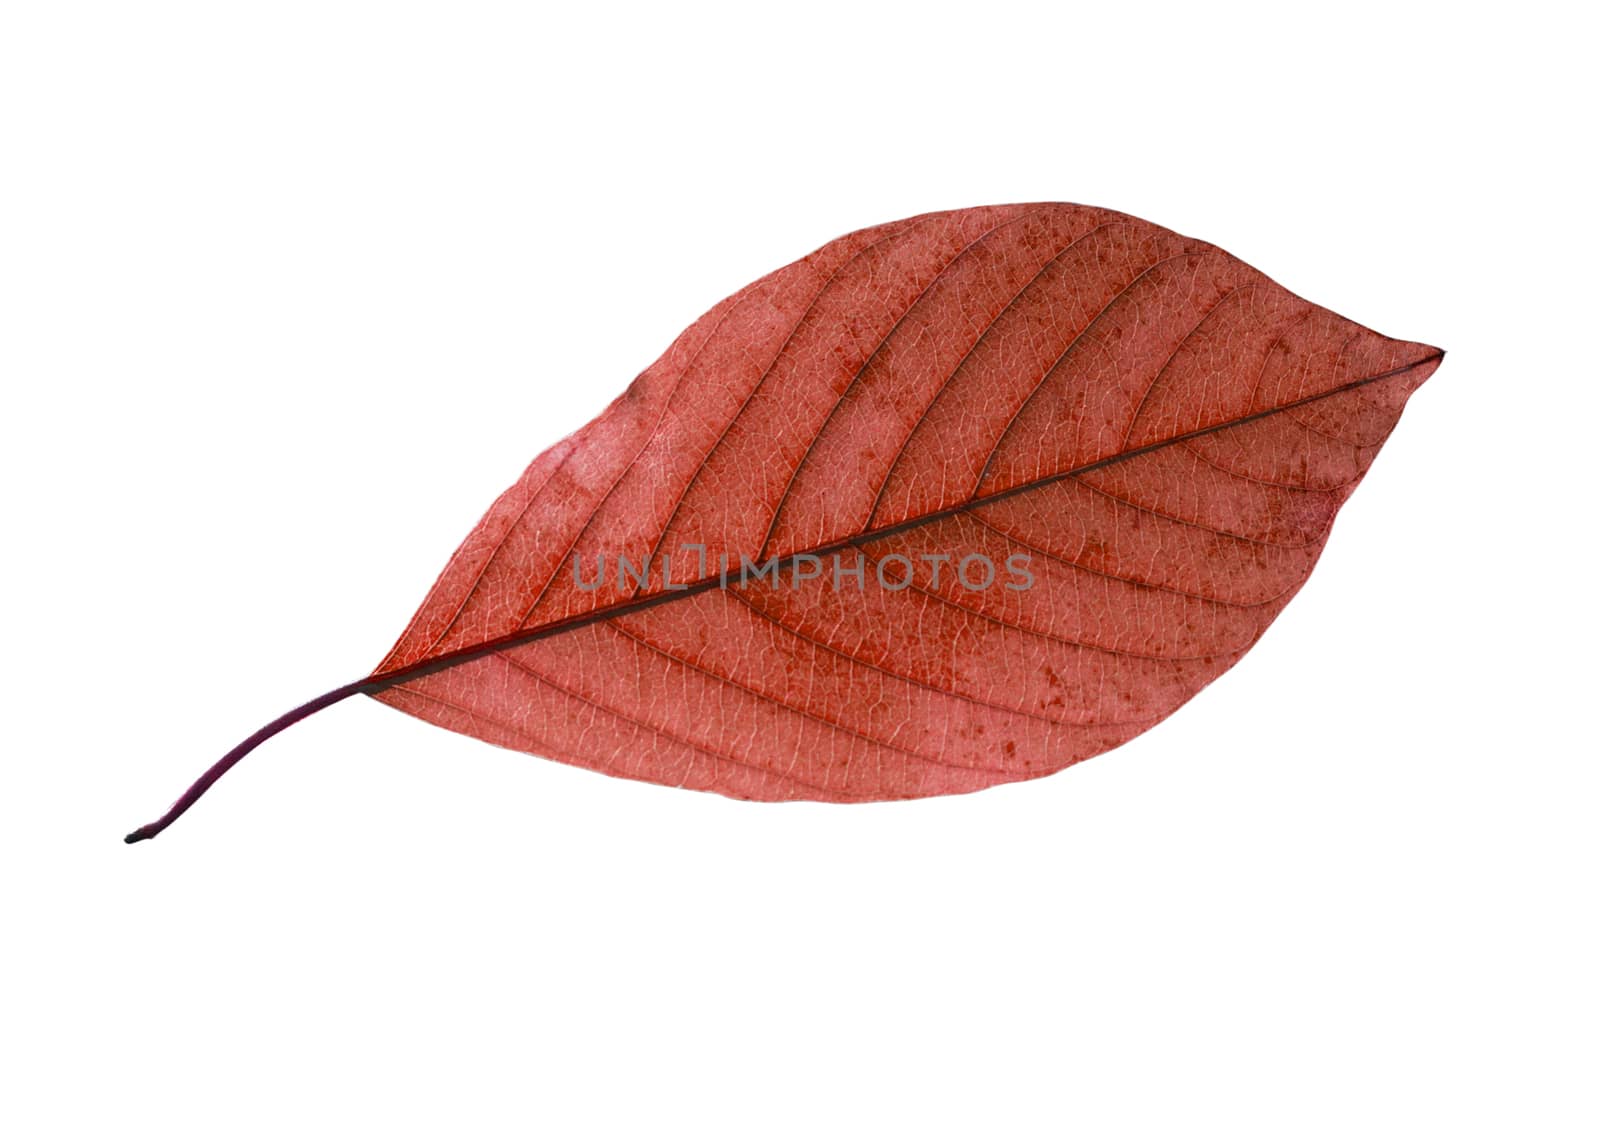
[128,203,1442,840]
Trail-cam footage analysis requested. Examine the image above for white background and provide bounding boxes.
[3,3,1595,1132]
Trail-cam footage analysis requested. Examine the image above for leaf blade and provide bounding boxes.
[368,202,1441,801]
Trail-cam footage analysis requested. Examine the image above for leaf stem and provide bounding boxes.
[123,678,375,843]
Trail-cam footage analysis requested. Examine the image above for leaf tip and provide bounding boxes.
[1402,342,1446,383]
[123,826,156,845]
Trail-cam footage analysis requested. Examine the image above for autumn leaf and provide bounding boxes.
[127,202,1442,841]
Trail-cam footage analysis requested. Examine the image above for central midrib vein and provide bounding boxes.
[362,352,1440,696]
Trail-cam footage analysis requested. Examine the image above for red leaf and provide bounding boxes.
[127,203,1442,839]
